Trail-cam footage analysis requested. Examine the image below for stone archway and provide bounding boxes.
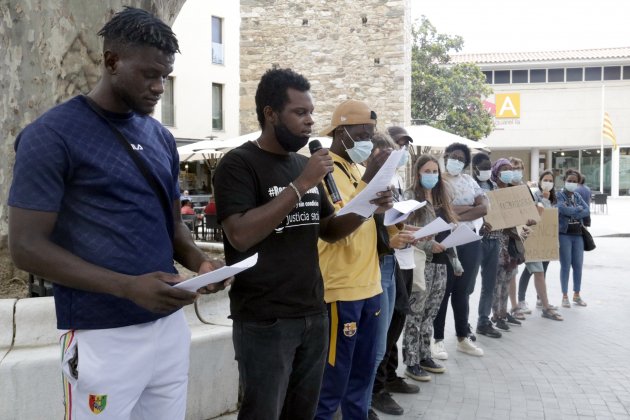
[0,0,187,290]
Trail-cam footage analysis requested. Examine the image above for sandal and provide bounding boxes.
[511,309,526,320]
[542,308,563,321]
[573,296,587,306]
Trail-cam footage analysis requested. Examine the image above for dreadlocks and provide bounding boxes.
[98,6,179,55]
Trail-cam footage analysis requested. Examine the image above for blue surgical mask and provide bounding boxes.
[342,127,373,163]
[420,173,439,189]
[397,151,410,168]
[446,158,465,176]
[499,170,514,184]
[564,182,578,192]
[512,170,523,183]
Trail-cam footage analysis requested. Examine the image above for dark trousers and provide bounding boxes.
[373,268,413,394]
[518,261,550,302]
[316,295,380,420]
[233,313,328,420]
[476,237,500,327]
[433,241,482,339]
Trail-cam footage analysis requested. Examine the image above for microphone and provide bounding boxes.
[309,140,342,204]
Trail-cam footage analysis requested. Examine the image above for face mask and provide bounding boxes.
[342,127,373,163]
[420,173,439,189]
[445,158,465,176]
[499,170,514,185]
[274,120,309,152]
[564,182,578,192]
[397,151,410,168]
[511,170,523,183]
[541,181,554,191]
[476,170,491,182]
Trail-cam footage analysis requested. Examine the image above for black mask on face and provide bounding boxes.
[274,119,309,153]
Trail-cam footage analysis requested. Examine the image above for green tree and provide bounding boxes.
[411,17,494,141]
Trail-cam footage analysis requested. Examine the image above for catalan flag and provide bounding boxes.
[603,112,618,150]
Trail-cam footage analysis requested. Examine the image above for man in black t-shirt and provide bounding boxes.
[213,68,393,420]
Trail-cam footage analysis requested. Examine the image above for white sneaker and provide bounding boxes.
[457,338,484,357]
[518,301,532,314]
[536,299,543,308]
[432,339,448,360]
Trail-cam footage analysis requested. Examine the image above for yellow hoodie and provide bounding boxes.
[318,152,382,303]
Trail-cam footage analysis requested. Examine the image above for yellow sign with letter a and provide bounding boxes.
[495,93,520,118]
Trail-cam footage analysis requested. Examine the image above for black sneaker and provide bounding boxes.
[506,313,522,325]
[420,358,446,373]
[467,323,477,342]
[476,323,502,338]
[495,318,510,331]
[405,364,431,382]
[385,377,420,394]
[368,407,381,420]
[371,391,404,415]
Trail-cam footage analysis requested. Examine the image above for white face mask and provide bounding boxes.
[564,182,578,192]
[540,181,554,192]
[476,170,491,182]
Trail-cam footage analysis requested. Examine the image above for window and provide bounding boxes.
[511,70,528,83]
[530,69,546,83]
[212,83,223,130]
[482,71,493,84]
[604,66,621,80]
[212,16,224,65]
[548,68,564,82]
[494,70,510,84]
[585,67,602,81]
[161,77,174,126]
[624,66,630,80]
[566,67,583,82]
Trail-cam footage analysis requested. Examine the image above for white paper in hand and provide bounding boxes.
[439,225,482,248]
[173,253,258,292]
[384,200,426,226]
[412,217,452,239]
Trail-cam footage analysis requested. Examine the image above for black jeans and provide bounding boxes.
[233,313,328,420]
[372,268,413,394]
[433,241,482,339]
[518,261,550,302]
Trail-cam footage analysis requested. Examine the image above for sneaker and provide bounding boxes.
[536,298,543,308]
[573,296,587,306]
[432,340,448,360]
[467,323,477,342]
[405,365,431,382]
[518,301,532,314]
[371,391,404,415]
[456,337,484,356]
[506,313,522,325]
[385,377,420,394]
[562,297,571,308]
[420,358,446,373]
[494,318,510,331]
[476,323,502,338]
[368,407,381,420]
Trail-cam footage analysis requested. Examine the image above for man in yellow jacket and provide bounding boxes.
[316,99,391,420]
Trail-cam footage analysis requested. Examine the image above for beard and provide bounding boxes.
[274,120,309,153]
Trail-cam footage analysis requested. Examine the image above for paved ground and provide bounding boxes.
[213,198,630,420]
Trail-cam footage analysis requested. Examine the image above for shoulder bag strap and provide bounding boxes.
[83,96,174,240]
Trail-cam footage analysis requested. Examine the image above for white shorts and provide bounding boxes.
[60,310,191,420]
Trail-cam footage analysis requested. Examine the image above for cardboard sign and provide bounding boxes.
[524,208,559,262]
[484,185,540,230]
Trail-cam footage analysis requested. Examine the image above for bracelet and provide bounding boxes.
[288,182,302,201]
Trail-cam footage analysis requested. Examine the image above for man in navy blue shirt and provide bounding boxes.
[8,7,225,419]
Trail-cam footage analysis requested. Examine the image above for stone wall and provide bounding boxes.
[239,0,412,135]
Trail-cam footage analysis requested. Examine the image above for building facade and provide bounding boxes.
[452,48,630,196]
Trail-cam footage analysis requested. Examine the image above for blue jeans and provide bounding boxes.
[559,233,584,294]
[477,236,500,327]
[233,313,328,420]
[367,255,396,404]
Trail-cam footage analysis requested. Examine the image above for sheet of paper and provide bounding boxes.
[173,253,258,292]
[411,217,452,239]
[439,224,482,248]
[384,200,426,226]
[336,149,405,218]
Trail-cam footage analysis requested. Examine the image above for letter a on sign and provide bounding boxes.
[495,93,520,118]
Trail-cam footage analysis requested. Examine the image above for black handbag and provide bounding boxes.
[581,226,596,251]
